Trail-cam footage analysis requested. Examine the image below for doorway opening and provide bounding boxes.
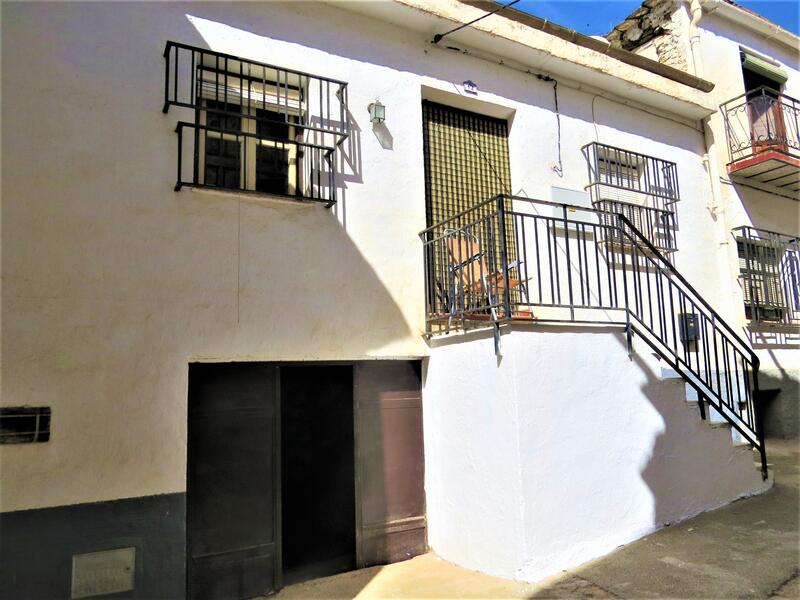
[280,365,356,586]
[187,361,423,599]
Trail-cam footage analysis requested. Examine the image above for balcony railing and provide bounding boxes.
[420,194,767,476]
[163,41,349,205]
[721,87,800,165]
[733,226,800,328]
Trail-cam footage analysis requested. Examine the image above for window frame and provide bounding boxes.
[196,97,301,196]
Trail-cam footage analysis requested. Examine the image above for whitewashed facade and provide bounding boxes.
[1,1,788,597]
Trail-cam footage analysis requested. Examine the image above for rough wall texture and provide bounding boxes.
[423,326,770,582]
[607,0,691,71]
[3,1,726,513]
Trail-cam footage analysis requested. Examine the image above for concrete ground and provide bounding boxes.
[273,439,799,599]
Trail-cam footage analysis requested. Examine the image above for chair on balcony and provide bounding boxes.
[443,229,532,325]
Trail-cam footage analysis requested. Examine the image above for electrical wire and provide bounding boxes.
[536,74,563,177]
[432,0,521,44]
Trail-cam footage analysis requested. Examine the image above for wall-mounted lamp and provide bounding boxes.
[368,101,386,124]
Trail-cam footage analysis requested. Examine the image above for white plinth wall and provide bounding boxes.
[422,325,770,582]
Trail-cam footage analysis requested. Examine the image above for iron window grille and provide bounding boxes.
[734,226,800,327]
[0,407,51,444]
[163,41,349,206]
[582,142,680,253]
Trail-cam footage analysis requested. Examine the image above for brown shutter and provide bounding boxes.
[354,361,426,566]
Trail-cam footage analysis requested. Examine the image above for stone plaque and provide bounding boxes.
[71,547,135,598]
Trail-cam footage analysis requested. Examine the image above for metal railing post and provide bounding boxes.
[175,123,183,191]
[497,195,512,320]
[618,213,633,355]
[563,204,575,313]
[752,358,769,480]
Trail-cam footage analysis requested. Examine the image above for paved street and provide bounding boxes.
[273,439,799,599]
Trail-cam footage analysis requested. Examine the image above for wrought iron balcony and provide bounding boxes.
[582,142,680,252]
[163,41,349,205]
[733,226,800,328]
[721,87,800,193]
[420,195,767,475]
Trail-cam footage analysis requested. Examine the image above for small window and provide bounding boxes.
[198,97,298,196]
[737,239,785,321]
[597,150,642,190]
[164,42,350,204]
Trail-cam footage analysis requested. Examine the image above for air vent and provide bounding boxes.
[0,406,51,444]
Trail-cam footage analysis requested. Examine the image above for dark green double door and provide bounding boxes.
[187,363,280,599]
[187,361,425,599]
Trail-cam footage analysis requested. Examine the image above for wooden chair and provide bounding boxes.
[443,229,532,322]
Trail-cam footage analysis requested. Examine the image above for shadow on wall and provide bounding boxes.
[331,109,364,229]
[614,333,762,531]
[751,342,799,439]
[0,6,424,599]
[425,324,764,586]
[161,14,417,358]
[183,4,704,154]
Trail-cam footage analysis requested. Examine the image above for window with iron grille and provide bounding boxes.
[163,42,349,205]
[737,239,785,321]
[582,142,680,253]
[596,150,642,190]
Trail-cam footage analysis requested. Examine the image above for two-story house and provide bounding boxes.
[1,1,793,598]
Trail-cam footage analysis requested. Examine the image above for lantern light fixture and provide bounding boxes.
[368,101,386,124]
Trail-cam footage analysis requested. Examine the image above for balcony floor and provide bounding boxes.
[728,150,800,194]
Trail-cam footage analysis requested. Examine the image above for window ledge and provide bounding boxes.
[185,185,325,208]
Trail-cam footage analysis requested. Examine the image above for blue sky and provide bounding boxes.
[514,1,799,37]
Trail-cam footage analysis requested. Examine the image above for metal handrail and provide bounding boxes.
[582,141,681,204]
[421,194,767,478]
[163,40,349,85]
[720,85,792,111]
[174,121,336,205]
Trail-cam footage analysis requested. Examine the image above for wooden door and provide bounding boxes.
[187,363,280,600]
[748,91,787,154]
[354,361,426,566]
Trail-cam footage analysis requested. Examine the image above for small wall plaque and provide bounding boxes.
[463,80,478,94]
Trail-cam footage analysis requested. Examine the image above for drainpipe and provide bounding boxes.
[688,0,739,319]
[688,0,721,216]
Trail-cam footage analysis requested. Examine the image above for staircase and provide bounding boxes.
[421,194,768,479]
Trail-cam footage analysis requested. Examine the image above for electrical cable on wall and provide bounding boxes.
[431,0,521,44]
[591,95,600,143]
[536,74,563,177]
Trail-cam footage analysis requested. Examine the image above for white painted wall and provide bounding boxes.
[424,326,769,582]
[1,0,765,538]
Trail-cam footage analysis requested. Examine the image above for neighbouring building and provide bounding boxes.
[1,1,795,598]
[609,0,800,437]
